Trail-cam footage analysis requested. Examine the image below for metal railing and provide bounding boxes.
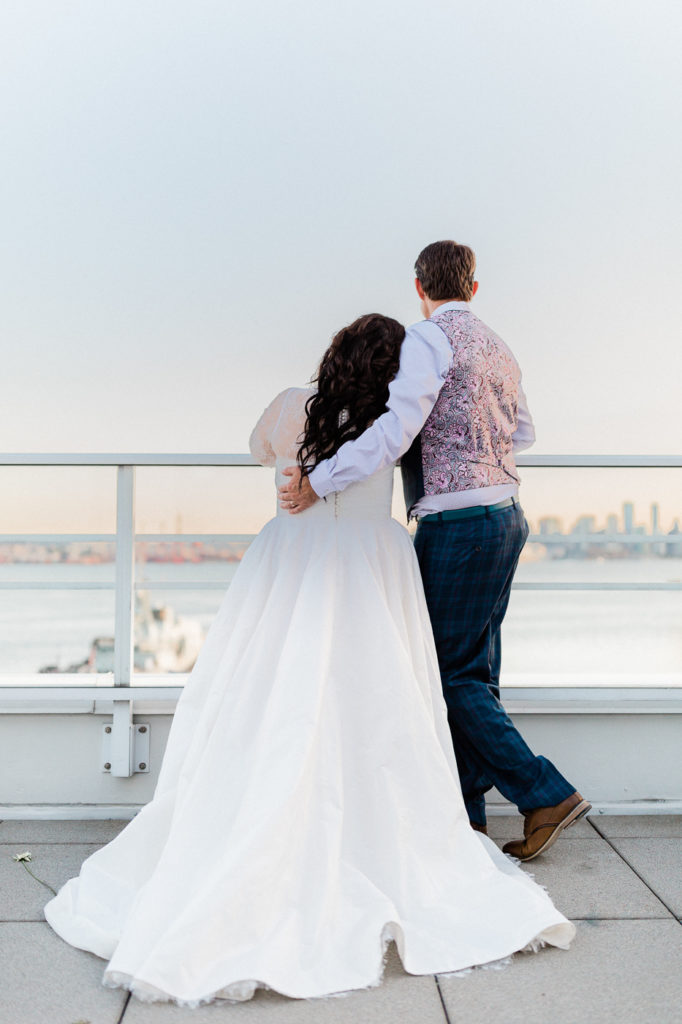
[1,453,681,689]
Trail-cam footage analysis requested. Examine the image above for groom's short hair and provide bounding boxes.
[415,241,476,301]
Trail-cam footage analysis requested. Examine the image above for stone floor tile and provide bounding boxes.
[0,817,129,843]
[121,946,446,1024]
[0,922,126,1024]
[606,839,682,916]
[591,814,682,838]
[0,843,100,921]
[486,814,594,839]
[438,919,682,1024]
[491,838,672,920]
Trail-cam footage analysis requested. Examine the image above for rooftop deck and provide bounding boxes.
[2,814,681,1024]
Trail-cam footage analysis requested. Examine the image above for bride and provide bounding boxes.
[44,313,574,1007]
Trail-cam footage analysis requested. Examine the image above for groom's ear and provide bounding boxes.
[472,281,479,297]
[415,278,426,300]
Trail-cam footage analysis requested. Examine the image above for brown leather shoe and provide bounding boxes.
[502,792,591,862]
[470,822,488,836]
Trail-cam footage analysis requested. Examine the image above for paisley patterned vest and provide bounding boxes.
[401,307,521,515]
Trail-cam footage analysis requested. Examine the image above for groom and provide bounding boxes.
[279,240,590,860]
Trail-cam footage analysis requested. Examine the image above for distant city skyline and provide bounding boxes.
[2,497,681,565]
[537,501,681,539]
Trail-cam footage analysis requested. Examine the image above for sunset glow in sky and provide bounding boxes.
[1,1,681,532]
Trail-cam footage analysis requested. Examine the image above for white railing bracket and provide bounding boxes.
[101,700,150,776]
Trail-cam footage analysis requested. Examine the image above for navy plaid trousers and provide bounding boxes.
[414,504,575,825]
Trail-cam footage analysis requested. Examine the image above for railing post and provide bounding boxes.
[110,465,136,777]
[114,466,135,687]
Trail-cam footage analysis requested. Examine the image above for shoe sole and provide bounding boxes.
[516,800,592,862]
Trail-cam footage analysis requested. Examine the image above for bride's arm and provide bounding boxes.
[249,390,289,467]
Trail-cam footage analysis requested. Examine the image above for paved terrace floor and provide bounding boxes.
[1,815,681,1024]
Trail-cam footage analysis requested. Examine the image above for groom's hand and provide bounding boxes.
[278,467,319,514]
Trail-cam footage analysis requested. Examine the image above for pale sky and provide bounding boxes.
[1,1,681,532]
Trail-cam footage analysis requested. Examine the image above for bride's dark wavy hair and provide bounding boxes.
[297,313,405,481]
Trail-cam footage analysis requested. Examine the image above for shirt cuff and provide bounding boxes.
[308,461,335,498]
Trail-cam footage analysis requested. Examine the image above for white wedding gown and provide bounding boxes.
[44,387,574,1006]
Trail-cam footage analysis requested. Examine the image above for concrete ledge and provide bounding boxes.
[1,685,681,715]
[2,704,680,812]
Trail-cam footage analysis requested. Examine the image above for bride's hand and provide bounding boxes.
[278,467,319,514]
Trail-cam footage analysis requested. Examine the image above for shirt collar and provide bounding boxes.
[429,300,472,319]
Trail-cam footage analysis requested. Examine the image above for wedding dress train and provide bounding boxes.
[44,387,574,1006]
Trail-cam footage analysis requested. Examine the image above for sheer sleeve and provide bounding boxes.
[249,391,289,467]
[249,388,314,466]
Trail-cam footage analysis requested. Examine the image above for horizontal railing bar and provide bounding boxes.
[0,581,234,591]
[1,682,680,695]
[0,581,115,590]
[0,454,260,466]
[134,581,232,590]
[529,535,682,545]
[0,536,256,544]
[2,532,679,546]
[135,534,256,543]
[513,582,682,591]
[2,580,680,593]
[0,581,224,591]
[133,581,234,590]
[0,454,681,468]
[134,581,682,592]
[0,534,256,544]
[0,686,184,700]
[516,455,682,468]
[0,534,116,543]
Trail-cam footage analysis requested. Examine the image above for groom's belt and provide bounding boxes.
[417,497,518,524]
